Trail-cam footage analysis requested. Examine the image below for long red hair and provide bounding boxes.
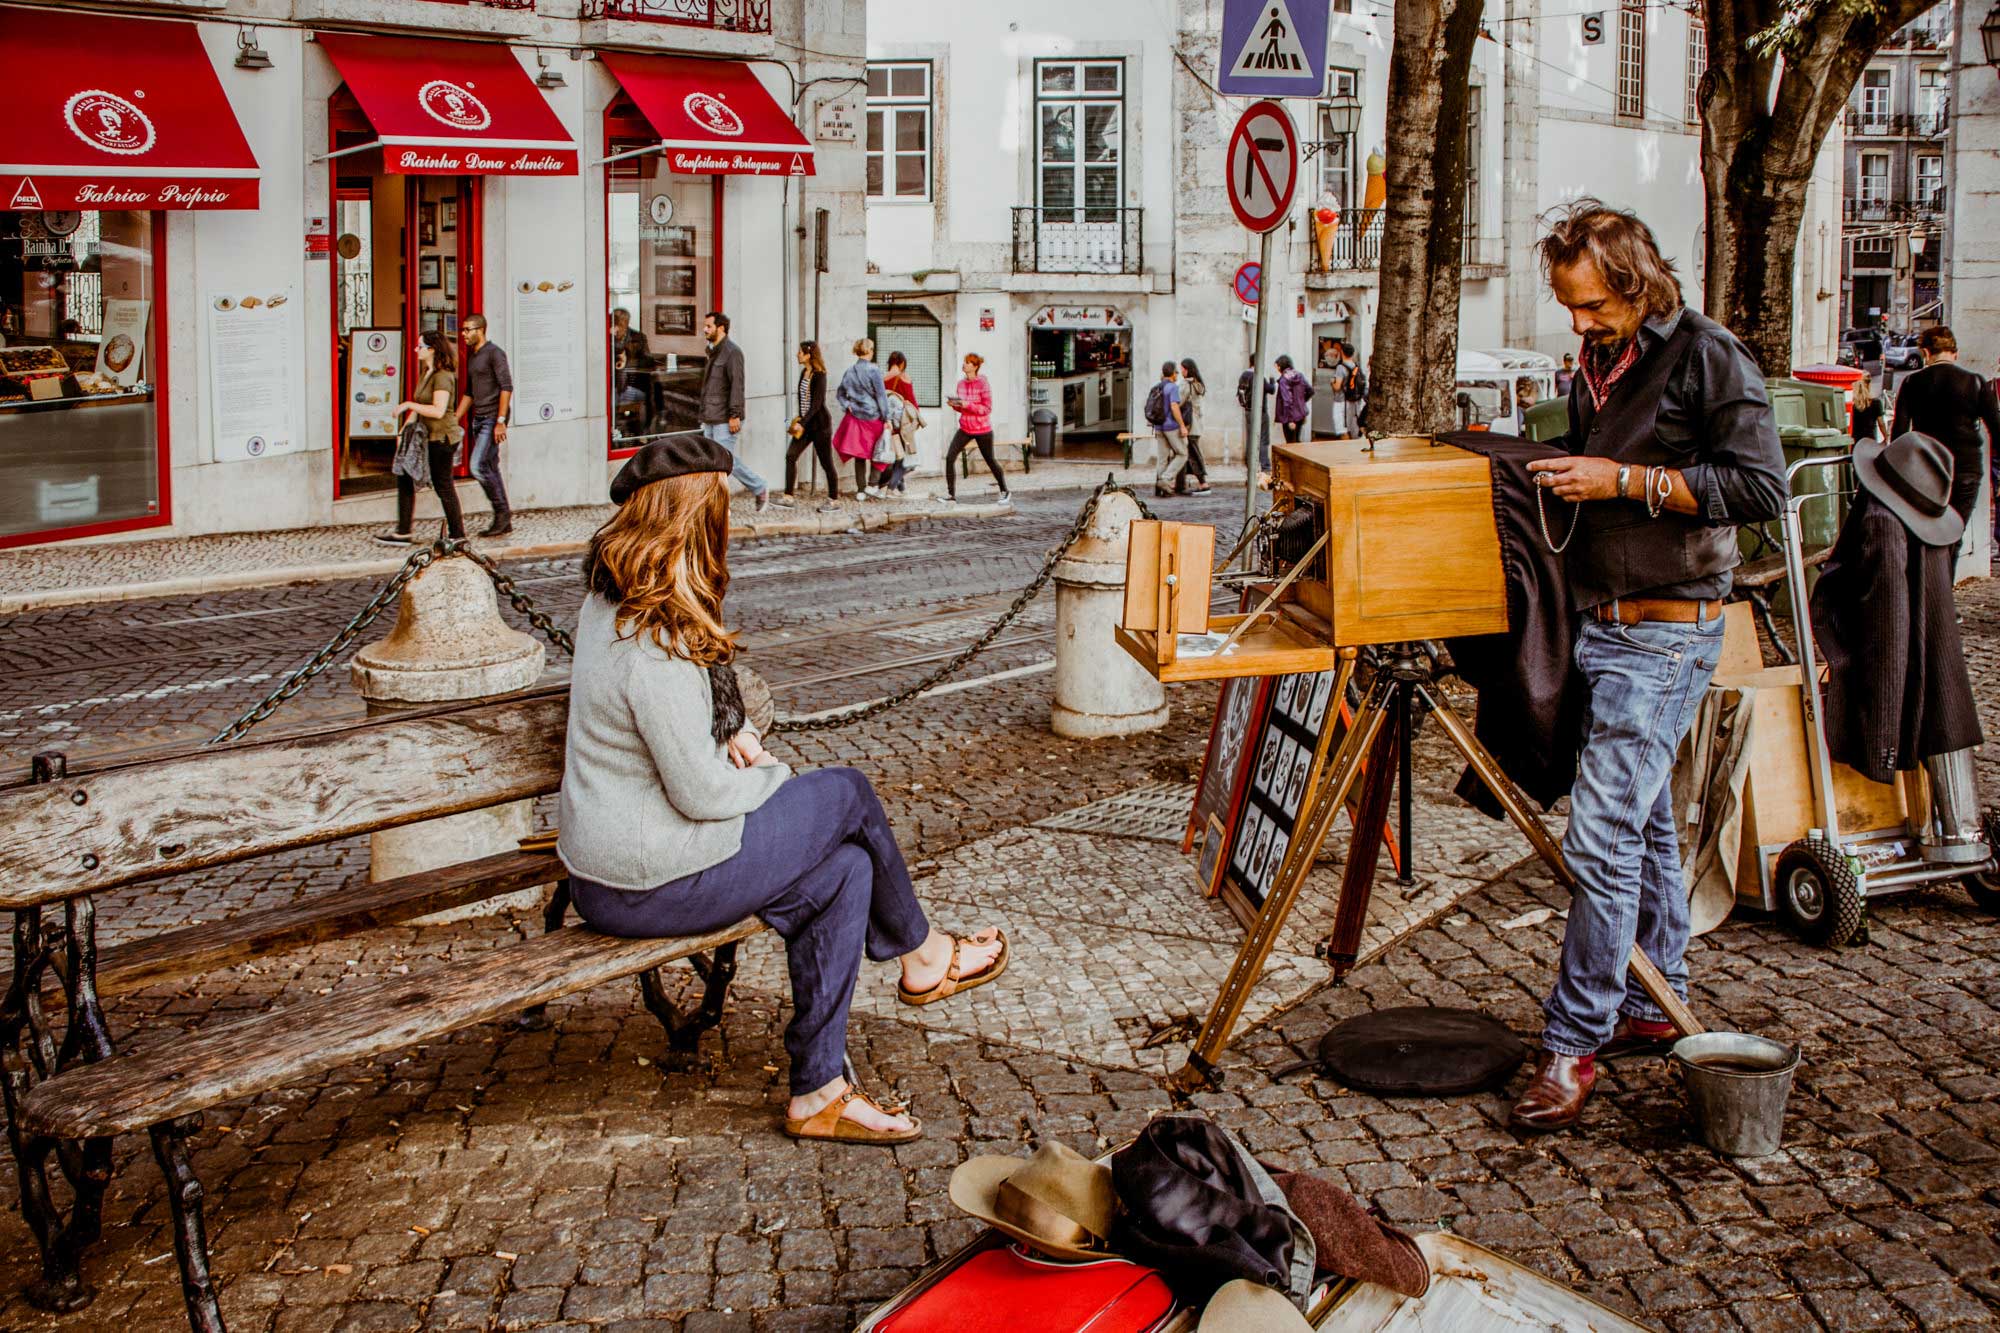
[583,473,736,664]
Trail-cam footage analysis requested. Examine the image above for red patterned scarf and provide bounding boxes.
[1579,337,1641,411]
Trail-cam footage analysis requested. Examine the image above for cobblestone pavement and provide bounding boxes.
[0,518,1993,1331]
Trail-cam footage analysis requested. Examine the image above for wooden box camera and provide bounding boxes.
[1272,437,1509,646]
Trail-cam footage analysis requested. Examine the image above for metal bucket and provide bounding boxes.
[1671,1032,1800,1158]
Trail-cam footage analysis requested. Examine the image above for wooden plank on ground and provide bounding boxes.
[0,693,569,910]
[20,918,766,1140]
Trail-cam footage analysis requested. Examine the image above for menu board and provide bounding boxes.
[1221,668,1340,921]
[206,287,302,462]
[94,299,149,387]
[346,328,404,441]
[511,275,581,424]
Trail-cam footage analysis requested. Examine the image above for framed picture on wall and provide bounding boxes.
[420,308,444,335]
[654,264,698,297]
[419,256,441,290]
[440,199,457,233]
[656,225,696,258]
[420,204,437,246]
[445,264,458,300]
[444,311,459,335]
[655,303,696,336]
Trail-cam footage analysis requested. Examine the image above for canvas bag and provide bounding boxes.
[391,418,430,486]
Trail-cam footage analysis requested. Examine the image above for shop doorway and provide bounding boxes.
[1026,304,1130,456]
[329,111,482,497]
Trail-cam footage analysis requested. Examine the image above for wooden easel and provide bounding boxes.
[1167,639,1706,1094]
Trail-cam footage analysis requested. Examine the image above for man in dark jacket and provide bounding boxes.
[700,311,769,510]
[1514,199,1787,1131]
[1889,324,1997,566]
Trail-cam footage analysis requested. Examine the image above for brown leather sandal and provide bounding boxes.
[897,930,1009,1007]
[782,1087,921,1145]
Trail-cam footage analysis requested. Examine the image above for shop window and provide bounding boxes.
[867,305,943,406]
[1036,59,1124,223]
[1,210,166,546]
[866,62,932,201]
[607,156,722,456]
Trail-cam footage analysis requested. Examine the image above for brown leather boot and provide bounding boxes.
[1597,1016,1677,1062]
[1509,1052,1596,1131]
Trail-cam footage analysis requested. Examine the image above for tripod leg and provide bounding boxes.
[1419,683,1706,1039]
[1171,673,1395,1093]
[1325,693,1400,973]
[1396,686,1415,886]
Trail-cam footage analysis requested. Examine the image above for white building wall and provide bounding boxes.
[1943,0,1994,577]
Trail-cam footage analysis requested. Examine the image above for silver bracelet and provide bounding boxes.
[1645,466,1671,518]
[1616,464,1633,500]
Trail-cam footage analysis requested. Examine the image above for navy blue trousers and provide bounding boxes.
[571,767,930,1094]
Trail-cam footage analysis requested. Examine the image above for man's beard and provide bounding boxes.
[1584,331,1632,360]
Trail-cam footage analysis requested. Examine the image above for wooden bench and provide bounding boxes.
[0,687,764,1332]
[1727,540,1832,666]
[957,436,1038,480]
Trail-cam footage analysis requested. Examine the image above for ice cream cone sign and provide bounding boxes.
[1363,147,1387,212]
[1313,191,1341,271]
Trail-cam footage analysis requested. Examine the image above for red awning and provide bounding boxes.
[0,10,260,212]
[600,53,815,178]
[318,33,578,176]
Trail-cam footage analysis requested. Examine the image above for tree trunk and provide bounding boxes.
[1368,0,1486,435]
[1701,0,1941,371]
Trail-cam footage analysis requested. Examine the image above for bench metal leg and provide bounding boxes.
[151,1114,225,1333]
[639,941,740,1072]
[516,877,572,1032]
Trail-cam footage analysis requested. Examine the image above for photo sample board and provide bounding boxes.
[1220,667,1339,928]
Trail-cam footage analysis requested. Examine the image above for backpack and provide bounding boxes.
[1344,363,1366,402]
[1144,382,1169,429]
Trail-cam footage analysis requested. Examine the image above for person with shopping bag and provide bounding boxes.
[780,339,837,508]
[832,338,893,501]
[880,349,925,494]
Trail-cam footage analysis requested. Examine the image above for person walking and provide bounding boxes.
[1273,354,1313,444]
[560,434,1008,1144]
[1143,360,1188,498]
[1888,325,1998,561]
[1554,352,1577,398]
[1176,358,1211,493]
[1322,346,1350,439]
[781,339,836,508]
[943,352,1009,506]
[832,338,892,501]
[882,349,924,494]
[699,311,770,512]
[1850,371,1885,445]
[1514,199,1785,1132]
[376,330,468,545]
[455,314,515,537]
[1239,360,1274,487]
[1340,342,1367,439]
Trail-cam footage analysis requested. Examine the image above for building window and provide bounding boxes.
[866,62,932,202]
[867,304,944,407]
[1,209,168,547]
[1916,155,1943,209]
[1617,0,1646,118]
[1859,153,1890,205]
[1315,69,1360,209]
[1036,59,1124,222]
[1860,69,1890,130]
[606,140,722,456]
[1918,67,1946,133]
[1464,86,1482,242]
[1685,6,1706,123]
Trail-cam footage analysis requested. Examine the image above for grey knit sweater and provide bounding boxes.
[557,594,791,891]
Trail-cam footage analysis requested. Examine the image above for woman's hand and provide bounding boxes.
[726,729,767,769]
[394,400,415,416]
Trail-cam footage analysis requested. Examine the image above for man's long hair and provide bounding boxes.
[584,473,737,666]
[1536,197,1683,320]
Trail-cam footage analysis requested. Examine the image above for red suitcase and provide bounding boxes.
[875,1245,1176,1333]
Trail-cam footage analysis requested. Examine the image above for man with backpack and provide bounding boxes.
[1340,342,1367,438]
[1144,360,1188,498]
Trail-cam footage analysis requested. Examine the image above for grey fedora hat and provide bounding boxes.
[1853,430,1964,547]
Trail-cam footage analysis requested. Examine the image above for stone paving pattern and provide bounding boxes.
[0,500,1993,1331]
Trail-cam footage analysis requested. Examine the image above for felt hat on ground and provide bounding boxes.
[1854,430,1965,547]
[1197,1279,1316,1332]
[948,1142,1118,1262]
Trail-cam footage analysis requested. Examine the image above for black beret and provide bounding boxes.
[609,432,735,503]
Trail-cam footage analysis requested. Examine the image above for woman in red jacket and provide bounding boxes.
[944,352,1010,506]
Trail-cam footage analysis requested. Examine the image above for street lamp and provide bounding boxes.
[1981,2,2000,67]
[1322,91,1362,139]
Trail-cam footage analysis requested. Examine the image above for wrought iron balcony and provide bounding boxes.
[1010,206,1143,276]
[580,0,773,30]
[1305,208,1385,272]
[422,0,536,7]
[1845,108,1949,137]
[1844,196,1946,224]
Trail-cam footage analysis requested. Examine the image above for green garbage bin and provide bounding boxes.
[1740,378,1851,614]
[1523,396,1570,444]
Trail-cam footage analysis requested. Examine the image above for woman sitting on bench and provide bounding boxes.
[559,433,1008,1145]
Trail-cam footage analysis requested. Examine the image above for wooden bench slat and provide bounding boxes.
[8,849,562,1003]
[20,918,764,1140]
[0,692,568,910]
[1733,544,1832,590]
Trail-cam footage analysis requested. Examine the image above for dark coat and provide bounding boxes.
[1888,360,1998,523]
[1809,489,1982,783]
[699,336,747,425]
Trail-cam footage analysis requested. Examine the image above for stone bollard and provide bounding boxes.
[1051,490,1169,738]
[350,556,548,922]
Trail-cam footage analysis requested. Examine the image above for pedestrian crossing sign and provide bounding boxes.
[1218,0,1328,98]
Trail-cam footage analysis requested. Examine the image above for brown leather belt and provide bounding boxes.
[1591,597,1720,625]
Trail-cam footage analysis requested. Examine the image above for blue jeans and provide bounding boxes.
[1542,613,1724,1057]
[569,768,930,1093]
[703,420,768,498]
[467,416,510,514]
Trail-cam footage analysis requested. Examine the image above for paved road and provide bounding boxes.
[0,486,1248,781]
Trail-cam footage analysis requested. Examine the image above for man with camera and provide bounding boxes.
[1514,200,1787,1132]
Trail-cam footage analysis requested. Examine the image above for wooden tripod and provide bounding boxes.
[1168,644,1705,1094]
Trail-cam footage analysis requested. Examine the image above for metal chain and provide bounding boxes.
[206,481,1155,747]
[769,476,1151,735]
